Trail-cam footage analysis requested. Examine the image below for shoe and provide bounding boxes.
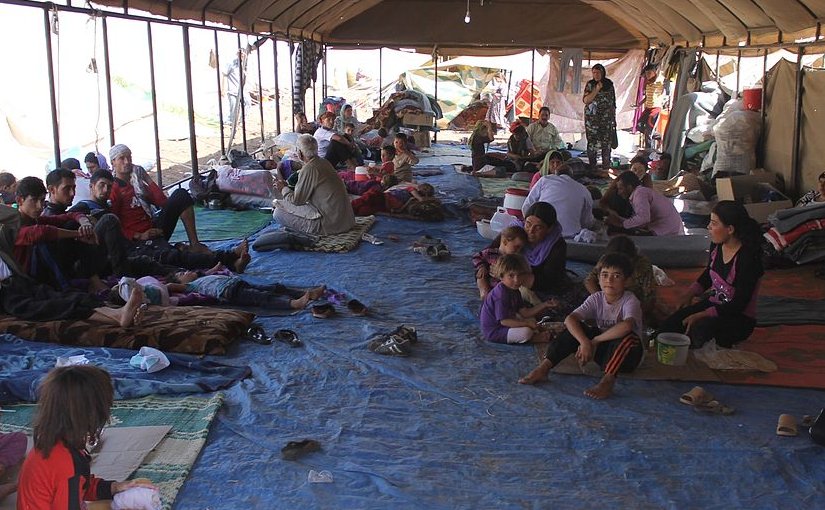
[245,325,272,345]
[368,335,411,356]
[347,299,368,316]
[272,329,302,347]
[391,324,418,344]
[281,439,321,461]
[311,303,335,319]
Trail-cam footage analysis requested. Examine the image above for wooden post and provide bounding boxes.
[791,46,805,196]
[43,7,61,167]
[530,48,535,120]
[102,16,116,146]
[182,27,198,177]
[213,30,225,155]
[273,37,281,135]
[147,22,162,183]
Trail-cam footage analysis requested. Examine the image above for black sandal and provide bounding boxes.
[272,329,302,347]
[311,303,335,319]
[347,299,368,316]
[245,325,271,345]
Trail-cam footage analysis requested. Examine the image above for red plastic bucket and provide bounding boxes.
[743,88,762,111]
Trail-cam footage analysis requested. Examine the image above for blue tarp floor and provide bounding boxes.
[175,149,824,509]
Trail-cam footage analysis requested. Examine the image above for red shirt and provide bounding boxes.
[109,176,168,241]
[14,213,85,274]
[17,441,113,510]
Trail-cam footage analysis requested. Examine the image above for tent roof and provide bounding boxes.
[98,0,825,54]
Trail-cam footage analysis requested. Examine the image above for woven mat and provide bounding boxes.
[0,393,223,510]
[478,177,530,198]
[533,343,722,383]
[299,215,376,253]
[169,207,272,243]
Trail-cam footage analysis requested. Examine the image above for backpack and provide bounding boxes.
[190,169,229,206]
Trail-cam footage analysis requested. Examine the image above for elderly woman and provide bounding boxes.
[796,171,825,207]
[582,64,617,172]
[273,134,355,235]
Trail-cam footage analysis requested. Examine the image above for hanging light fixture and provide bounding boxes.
[464,0,471,23]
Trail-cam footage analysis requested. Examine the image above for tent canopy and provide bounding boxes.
[94,0,825,54]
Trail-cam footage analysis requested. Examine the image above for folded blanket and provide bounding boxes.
[0,333,251,404]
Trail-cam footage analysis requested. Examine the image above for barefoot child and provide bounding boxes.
[167,270,325,310]
[519,252,644,399]
[480,254,556,344]
[17,365,156,507]
[472,225,528,299]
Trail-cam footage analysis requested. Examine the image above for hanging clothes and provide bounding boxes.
[292,40,323,116]
[557,48,584,94]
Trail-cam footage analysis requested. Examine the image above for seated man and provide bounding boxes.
[108,144,209,252]
[42,168,77,216]
[606,171,684,236]
[273,134,356,235]
[522,163,594,238]
[0,172,17,205]
[525,106,564,160]
[70,169,247,275]
[314,111,359,168]
[13,176,107,292]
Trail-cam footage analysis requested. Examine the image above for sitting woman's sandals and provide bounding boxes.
[272,329,302,348]
[311,303,335,319]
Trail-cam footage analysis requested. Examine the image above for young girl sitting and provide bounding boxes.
[519,253,644,400]
[472,225,528,299]
[479,254,557,344]
[17,365,156,507]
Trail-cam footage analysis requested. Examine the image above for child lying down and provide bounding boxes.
[112,263,325,311]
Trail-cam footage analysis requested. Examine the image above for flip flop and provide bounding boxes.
[280,439,321,461]
[679,386,714,406]
[272,329,302,347]
[311,303,335,319]
[245,325,271,345]
[347,299,368,316]
[693,400,736,416]
[777,414,798,436]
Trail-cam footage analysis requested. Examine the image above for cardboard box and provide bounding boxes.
[403,112,435,126]
[715,174,793,223]
[413,131,431,148]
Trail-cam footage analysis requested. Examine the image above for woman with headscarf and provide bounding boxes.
[582,64,617,172]
[335,104,360,134]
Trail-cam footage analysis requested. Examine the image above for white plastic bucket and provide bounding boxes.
[656,333,690,366]
[490,206,519,233]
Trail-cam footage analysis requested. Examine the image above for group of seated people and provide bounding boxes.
[0,143,331,329]
[474,199,764,400]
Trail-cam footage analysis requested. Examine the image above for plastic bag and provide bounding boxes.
[712,99,761,176]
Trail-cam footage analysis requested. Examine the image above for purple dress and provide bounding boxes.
[480,282,524,343]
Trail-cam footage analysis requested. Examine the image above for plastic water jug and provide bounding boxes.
[490,206,519,233]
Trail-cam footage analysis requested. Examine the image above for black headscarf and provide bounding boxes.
[588,64,615,93]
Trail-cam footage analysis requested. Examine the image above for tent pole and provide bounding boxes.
[323,43,328,99]
[530,48,535,120]
[758,48,767,168]
[379,47,383,106]
[43,7,61,168]
[147,22,162,183]
[715,50,720,78]
[273,37,281,135]
[238,33,248,152]
[102,16,116,146]
[182,26,198,177]
[735,50,742,97]
[791,46,805,196]
[214,30,226,155]
[289,36,295,131]
[434,47,438,143]
[256,42,265,144]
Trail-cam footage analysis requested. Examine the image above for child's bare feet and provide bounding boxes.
[584,374,616,400]
[290,292,311,310]
[233,239,251,273]
[120,286,145,327]
[306,285,326,301]
[518,359,552,385]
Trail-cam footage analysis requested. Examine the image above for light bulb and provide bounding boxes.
[464,12,470,23]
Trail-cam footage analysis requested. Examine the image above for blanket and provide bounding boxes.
[0,333,251,404]
[300,215,376,253]
[0,306,254,355]
[0,394,223,510]
[169,207,272,243]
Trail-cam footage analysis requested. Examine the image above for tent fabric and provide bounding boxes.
[87,0,825,53]
[763,58,825,195]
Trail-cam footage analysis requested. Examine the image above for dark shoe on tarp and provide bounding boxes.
[347,299,368,316]
[810,408,825,446]
[281,439,321,461]
[368,335,411,356]
[245,324,271,345]
[391,324,418,344]
[272,329,302,347]
[311,303,335,319]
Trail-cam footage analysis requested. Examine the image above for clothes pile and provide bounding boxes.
[764,203,825,265]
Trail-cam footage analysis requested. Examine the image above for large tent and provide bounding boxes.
[89,0,825,53]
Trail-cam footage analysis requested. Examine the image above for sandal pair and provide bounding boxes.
[679,386,735,415]
[272,329,302,348]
